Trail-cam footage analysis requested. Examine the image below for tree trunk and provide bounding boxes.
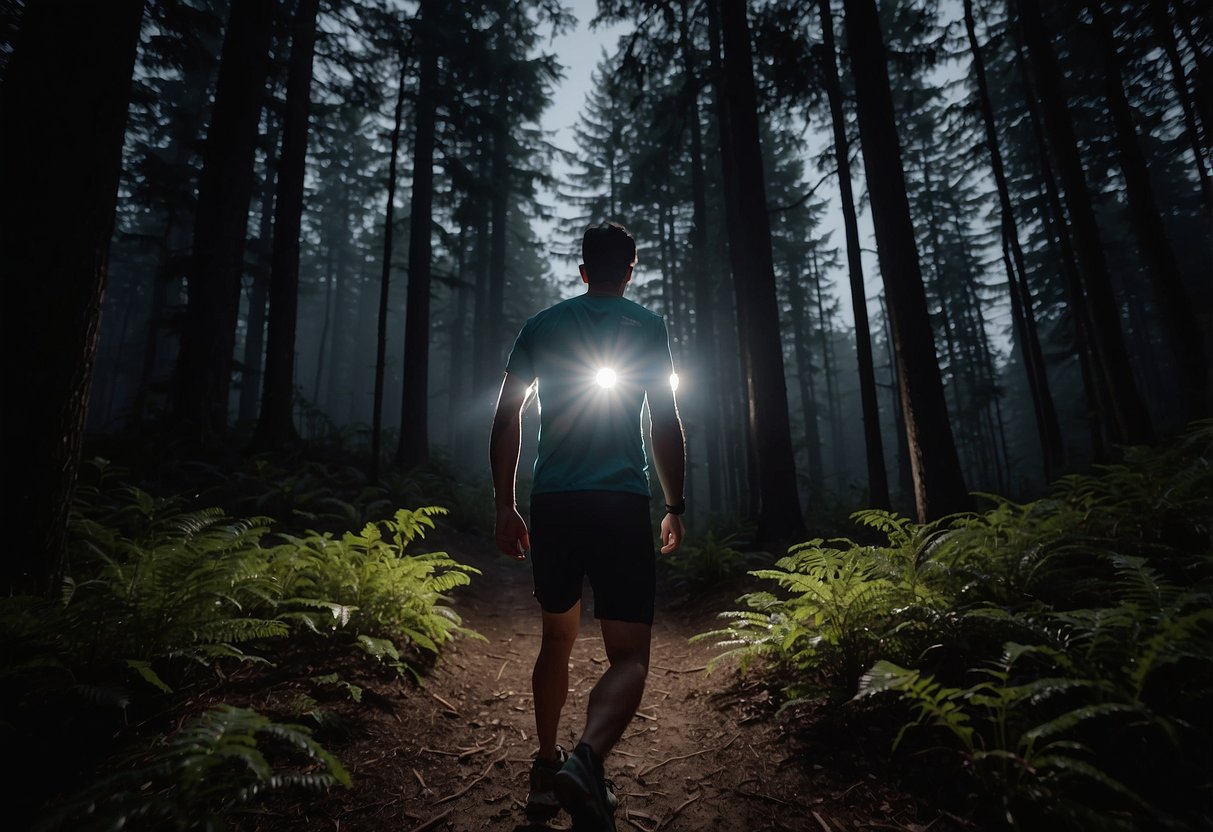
[1146,0,1211,207]
[964,0,1064,479]
[680,4,723,514]
[816,0,888,509]
[252,0,320,450]
[718,0,805,541]
[396,0,438,471]
[136,56,215,422]
[706,0,757,519]
[325,180,352,412]
[0,0,143,595]
[449,223,470,457]
[843,0,970,521]
[1012,30,1108,458]
[372,52,409,481]
[174,0,274,437]
[238,113,280,424]
[1017,0,1153,444]
[487,104,510,380]
[471,143,492,394]
[787,261,824,486]
[1088,0,1209,419]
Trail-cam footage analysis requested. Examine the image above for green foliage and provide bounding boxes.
[700,422,1213,829]
[269,506,484,674]
[35,704,349,832]
[661,529,768,591]
[2,464,481,828]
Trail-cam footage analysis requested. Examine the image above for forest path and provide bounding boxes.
[262,529,937,832]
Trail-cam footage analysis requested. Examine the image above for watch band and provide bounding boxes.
[664,498,686,516]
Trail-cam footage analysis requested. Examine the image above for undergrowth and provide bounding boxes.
[698,421,1213,831]
[2,460,480,830]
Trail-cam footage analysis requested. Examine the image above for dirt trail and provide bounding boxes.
[252,529,939,832]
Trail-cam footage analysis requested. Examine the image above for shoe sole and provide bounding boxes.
[554,769,610,831]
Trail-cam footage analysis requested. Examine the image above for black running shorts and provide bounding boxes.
[528,490,656,625]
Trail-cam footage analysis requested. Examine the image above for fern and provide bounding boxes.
[34,705,349,832]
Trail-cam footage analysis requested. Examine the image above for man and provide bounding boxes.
[490,222,686,832]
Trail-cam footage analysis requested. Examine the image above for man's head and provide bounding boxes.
[580,222,637,288]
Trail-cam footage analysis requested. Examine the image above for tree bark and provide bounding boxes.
[173,0,274,437]
[0,0,143,595]
[252,0,320,451]
[1011,30,1108,458]
[372,52,410,481]
[396,0,438,471]
[1017,0,1153,444]
[964,0,1064,479]
[815,0,888,509]
[487,101,509,378]
[843,0,970,521]
[679,3,724,515]
[706,0,757,519]
[1146,0,1211,208]
[1088,0,1209,419]
[717,0,806,541]
[237,115,279,425]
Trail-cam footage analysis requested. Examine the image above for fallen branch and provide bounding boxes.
[434,753,506,805]
[406,809,451,832]
[458,731,505,762]
[429,691,460,714]
[638,747,710,778]
[812,810,835,832]
[659,793,701,829]
[652,664,708,674]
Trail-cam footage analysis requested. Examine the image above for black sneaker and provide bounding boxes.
[554,743,617,832]
[525,746,567,821]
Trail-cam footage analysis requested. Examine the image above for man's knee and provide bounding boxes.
[600,619,651,669]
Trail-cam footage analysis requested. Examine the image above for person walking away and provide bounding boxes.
[490,222,686,832]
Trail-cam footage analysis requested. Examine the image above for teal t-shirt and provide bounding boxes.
[505,294,674,497]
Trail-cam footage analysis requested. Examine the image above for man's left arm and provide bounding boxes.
[648,379,686,554]
[490,372,533,560]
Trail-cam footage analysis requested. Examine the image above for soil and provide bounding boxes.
[236,528,955,832]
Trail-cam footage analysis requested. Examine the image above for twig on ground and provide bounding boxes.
[405,809,451,832]
[812,810,836,832]
[429,691,460,714]
[624,809,659,832]
[634,711,657,721]
[659,793,701,829]
[458,731,505,761]
[419,747,461,757]
[652,664,708,674]
[637,747,713,778]
[434,753,506,805]
[732,786,793,806]
[412,768,427,790]
[495,659,509,680]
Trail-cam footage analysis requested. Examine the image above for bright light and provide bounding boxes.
[669,373,680,392]
[596,367,617,388]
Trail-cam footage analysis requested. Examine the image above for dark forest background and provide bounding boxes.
[1,1,1211,829]
[4,0,1211,594]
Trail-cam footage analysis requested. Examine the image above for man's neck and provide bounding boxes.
[585,285,626,298]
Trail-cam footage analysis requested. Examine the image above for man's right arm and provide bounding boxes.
[490,372,533,559]
[647,379,685,554]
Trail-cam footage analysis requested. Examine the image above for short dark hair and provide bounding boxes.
[581,222,637,285]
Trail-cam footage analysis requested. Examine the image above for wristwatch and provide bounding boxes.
[664,498,686,516]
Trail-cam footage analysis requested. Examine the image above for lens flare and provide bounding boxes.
[669,373,680,392]
[596,367,617,388]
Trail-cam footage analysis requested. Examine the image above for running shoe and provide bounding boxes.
[554,743,617,832]
[525,746,567,821]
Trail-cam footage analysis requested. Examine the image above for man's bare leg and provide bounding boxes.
[533,604,580,761]
[578,619,651,758]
